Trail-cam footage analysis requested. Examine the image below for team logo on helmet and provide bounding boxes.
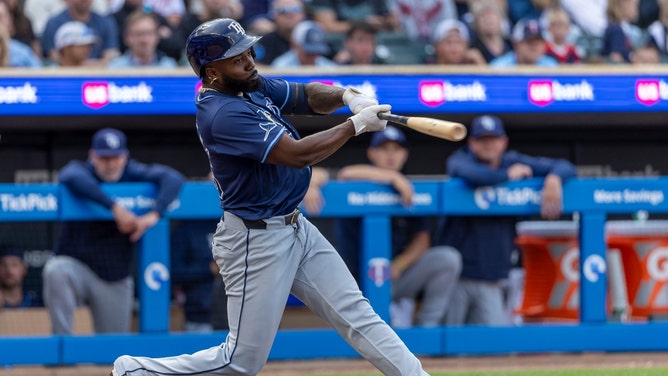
[228,21,245,35]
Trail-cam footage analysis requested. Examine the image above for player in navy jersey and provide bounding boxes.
[43,128,185,335]
[110,18,432,376]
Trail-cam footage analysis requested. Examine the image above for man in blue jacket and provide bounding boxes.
[434,115,577,325]
[43,128,185,335]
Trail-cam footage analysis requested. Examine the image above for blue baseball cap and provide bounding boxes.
[511,18,543,42]
[370,126,407,148]
[91,128,128,157]
[470,115,506,138]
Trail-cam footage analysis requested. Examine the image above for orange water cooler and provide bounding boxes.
[606,220,668,321]
[514,221,580,322]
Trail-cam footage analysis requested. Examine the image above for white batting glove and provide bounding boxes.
[342,87,378,114]
[348,104,391,135]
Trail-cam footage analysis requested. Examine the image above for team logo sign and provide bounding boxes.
[473,187,495,210]
[144,262,170,290]
[367,257,390,287]
[583,254,606,283]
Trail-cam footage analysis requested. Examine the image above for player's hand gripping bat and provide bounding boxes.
[377,113,467,142]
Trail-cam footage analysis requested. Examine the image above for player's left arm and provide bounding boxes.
[275,79,376,115]
[125,161,186,241]
[513,153,577,219]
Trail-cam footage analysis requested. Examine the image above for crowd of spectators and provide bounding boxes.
[1,0,667,69]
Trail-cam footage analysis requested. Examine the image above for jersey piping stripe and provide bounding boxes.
[277,79,291,110]
[261,129,285,163]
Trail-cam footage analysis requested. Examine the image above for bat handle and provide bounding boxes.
[377,112,408,124]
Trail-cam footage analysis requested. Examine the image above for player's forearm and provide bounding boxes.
[268,122,355,168]
[304,82,345,114]
[337,165,398,183]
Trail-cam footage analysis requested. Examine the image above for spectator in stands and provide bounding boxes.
[113,0,183,62]
[490,17,558,67]
[42,128,185,335]
[52,21,98,67]
[469,0,513,64]
[253,0,305,66]
[507,0,556,26]
[602,0,644,63]
[388,0,458,42]
[108,11,178,68]
[631,44,661,63]
[434,115,576,326]
[240,0,274,35]
[428,18,486,65]
[559,0,607,39]
[0,245,41,308]
[143,0,186,28]
[171,219,228,332]
[304,126,462,328]
[647,0,668,58]
[177,0,244,62]
[544,7,581,64]
[24,0,112,38]
[2,0,39,55]
[0,1,41,67]
[333,21,388,65]
[310,0,398,33]
[271,20,337,68]
[41,0,120,66]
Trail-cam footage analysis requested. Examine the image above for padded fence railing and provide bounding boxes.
[2,177,668,365]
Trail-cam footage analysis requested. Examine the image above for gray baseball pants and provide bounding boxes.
[392,246,462,326]
[42,255,134,334]
[113,212,429,375]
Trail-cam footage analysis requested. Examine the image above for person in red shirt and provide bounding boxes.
[544,7,581,64]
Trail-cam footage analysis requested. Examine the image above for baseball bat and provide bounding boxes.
[377,113,467,142]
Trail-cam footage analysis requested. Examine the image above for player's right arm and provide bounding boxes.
[59,160,138,236]
[58,161,116,209]
[267,104,390,168]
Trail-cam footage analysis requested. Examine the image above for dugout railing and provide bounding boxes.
[2,177,668,366]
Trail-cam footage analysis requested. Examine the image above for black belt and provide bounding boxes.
[241,208,300,230]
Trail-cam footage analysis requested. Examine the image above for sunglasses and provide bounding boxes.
[275,4,303,15]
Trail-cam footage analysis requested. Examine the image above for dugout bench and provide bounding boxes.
[2,177,668,365]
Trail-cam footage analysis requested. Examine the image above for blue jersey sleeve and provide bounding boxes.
[504,150,577,180]
[447,147,510,187]
[58,160,116,209]
[447,147,577,187]
[260,77,316,116]
[123,160,186,214]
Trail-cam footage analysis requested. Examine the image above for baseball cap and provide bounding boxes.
[291,21,330,55]
[470,115,506,138]
[370,126,407,148]
[55,21,98,50]
[432,19,470,43]
[511,18,543,42]
[91,128,128,157]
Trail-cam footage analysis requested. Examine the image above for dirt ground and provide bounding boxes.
[1,352,668,375]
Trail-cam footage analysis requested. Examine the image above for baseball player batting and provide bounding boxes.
[110,18,430,376]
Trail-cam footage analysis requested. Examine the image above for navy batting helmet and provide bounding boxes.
[186,18,262,78]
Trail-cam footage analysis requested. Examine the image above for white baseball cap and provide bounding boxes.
[432,19,470,43]
[55,21,98,50]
